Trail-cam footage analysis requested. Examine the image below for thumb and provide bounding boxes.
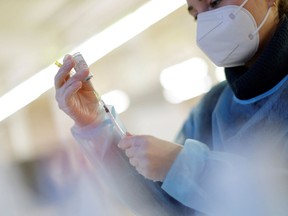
[125,131,133,136]
[118,135,134,149]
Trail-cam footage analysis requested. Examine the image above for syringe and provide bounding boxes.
[55,53,126,138]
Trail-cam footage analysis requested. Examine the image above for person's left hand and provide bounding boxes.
[118,135,182,182]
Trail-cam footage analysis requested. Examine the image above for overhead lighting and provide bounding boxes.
[0,0,186,122]
[160,57,211,104]
[73,0,186,65]
[0,65,55,122]
[215,67,226,82]
[102,90,130,114]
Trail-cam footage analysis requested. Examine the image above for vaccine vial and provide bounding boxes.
[72,52,93,81]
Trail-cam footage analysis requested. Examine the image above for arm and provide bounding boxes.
[71,109,196,216]
[54,54,194,216]
[162,138,288,216]
[117,131,267,216]
[161,82,288,216]
[119,82,288,216]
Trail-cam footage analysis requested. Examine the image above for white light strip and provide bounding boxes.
[0,0,186,122]
[74,0,186,65]
[0,65,55,122]
[160,58,211,104]
[102,90,130,114]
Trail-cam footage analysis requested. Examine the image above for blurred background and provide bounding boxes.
[0,0,224,215]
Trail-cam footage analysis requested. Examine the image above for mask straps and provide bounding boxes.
[249,7,272,39]
[229,0,249,19]
[229,0,273,40]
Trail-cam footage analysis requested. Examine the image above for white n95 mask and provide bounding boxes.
[196,0,272,67]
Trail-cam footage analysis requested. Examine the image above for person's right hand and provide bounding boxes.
[54,54,101,127]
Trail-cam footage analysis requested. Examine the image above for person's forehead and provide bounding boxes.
[186,0,206,6]
[187,0,244,5]
[187,0,243,10]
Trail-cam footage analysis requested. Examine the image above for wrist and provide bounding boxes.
[74,105,106,128]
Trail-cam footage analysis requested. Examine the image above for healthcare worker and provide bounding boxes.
[54,0,288,215]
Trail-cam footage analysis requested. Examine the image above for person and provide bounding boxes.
[54,0,288,215]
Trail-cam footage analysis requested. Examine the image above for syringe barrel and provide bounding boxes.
[72,52,88,72]
[72,52,93,80]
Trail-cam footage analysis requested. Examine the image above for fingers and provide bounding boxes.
[125,132,133,136]
[118,136,134,149]
[118,136,155,180]
[120,141,139,159]
[54,54,90,90]
[54,55,74,89]
[60,81,82,105]
[118,136,147,175]
[129,157,139,167]
[125,147,134,158]
[118,136,138,163]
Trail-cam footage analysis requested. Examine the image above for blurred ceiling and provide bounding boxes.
[0,0,149,95]
[0,4,226,214]
[0,0,222,162]
[0,0,217,102]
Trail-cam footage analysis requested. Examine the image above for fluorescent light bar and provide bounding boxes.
[160,58,211,104]
[0,65,55,122]
[75,0,186,65]
[0,0,186,122]
[102,90,130,114]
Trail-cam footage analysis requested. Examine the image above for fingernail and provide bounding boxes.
[63,54,70,62]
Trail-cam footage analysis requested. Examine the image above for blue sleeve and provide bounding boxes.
[164,82,288,215]
[72,106,196,216]
[161,139,274,216]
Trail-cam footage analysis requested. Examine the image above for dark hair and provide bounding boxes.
[278,0,288,20]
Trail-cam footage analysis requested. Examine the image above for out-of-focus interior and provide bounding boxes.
[0,0,224,215]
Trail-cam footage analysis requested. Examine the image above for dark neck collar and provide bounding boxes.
[225,16,288,100]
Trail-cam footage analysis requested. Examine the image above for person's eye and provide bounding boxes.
[210,0,222,8]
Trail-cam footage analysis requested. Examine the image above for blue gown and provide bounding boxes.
[162,15,288,216]
[71,15,288,216]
